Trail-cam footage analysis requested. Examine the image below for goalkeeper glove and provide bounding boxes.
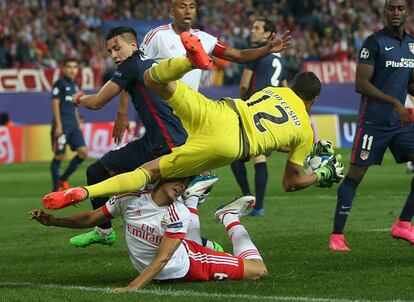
[314,154,344,183]
[311,140,335,156]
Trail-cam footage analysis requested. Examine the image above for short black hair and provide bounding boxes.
[257,18,275,34]
[384,0,410,9]
[63,57,78,66]
[291,72,321,102]
[156,176,194,188]
[105,26,138,43]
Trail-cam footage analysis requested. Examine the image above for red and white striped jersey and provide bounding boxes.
[140,23,218,91]
[103,191,191,280]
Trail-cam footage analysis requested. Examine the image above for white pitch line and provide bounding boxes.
[366,228,389,232]
[0,282,412,302]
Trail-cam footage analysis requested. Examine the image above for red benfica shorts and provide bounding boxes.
[182,240,244,281]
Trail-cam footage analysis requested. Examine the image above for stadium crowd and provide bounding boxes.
[0,0,412,82]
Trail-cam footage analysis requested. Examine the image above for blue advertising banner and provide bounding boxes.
[338,115,358,148]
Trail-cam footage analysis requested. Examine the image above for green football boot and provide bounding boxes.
[212,241,224,252]
[69,230,116,247]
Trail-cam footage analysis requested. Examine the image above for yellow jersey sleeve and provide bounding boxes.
[288,128,314,166]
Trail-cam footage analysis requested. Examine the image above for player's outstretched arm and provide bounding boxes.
[113,236,182,292]
[72,81,123,110]
[29,208,110,229]
[112,91,131,145]
[219,31,291,64]
[282,160,319,192]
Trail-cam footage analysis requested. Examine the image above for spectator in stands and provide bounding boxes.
[0,113,13,127]
[0,0,397,82]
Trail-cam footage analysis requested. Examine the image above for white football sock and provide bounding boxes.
[184,196,202,244]
[224,215,262,260]
[95,226,113,237]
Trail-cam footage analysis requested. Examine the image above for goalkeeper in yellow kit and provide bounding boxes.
[42,32,344,210]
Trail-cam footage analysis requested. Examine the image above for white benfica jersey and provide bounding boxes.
[140,23,218,91]
[104,191,191,280]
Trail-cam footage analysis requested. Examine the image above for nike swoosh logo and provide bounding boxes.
[385,46,394,51]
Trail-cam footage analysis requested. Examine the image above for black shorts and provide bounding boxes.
[100,138,172,173]
[350,123,414,166]
[51,127,85,154]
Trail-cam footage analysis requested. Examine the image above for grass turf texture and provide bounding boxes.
[1,149,414,302]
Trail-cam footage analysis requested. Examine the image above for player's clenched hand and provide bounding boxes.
[54,125,63,138]
[267,31,291,53]
[311,140,335,156]
[315,154,344,183]
[112,112,131,145]
[393,102,410,127]
[29,210,55,226]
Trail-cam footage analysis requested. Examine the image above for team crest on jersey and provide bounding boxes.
[160,214,168,231]
[409,43,414,55]
[360,48,369,59]
[360,150,369,160]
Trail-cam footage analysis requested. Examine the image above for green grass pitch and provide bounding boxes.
[1,149,414,302]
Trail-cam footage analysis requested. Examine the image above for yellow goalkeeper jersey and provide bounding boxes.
[230,87,314,166]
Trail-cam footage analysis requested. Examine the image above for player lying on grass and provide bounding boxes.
[31,175,267,292]
[42,33,344,210]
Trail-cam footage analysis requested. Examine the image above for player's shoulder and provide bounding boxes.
[112,190,150,203]
[191,28,216,39]
[406,31,414,41]
[168,201,190,221]
[115,52,141,73]
[363,31,381,43]
[143,23,172,45]
[52,77,64,87]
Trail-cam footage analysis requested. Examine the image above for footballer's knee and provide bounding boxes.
[54,153,65,161]
[142,159,161,181]
[243,260,268,280]
[347,164,368,183]
[253,154,266,164]
[86,161,110,185]
[77,147,88,160]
